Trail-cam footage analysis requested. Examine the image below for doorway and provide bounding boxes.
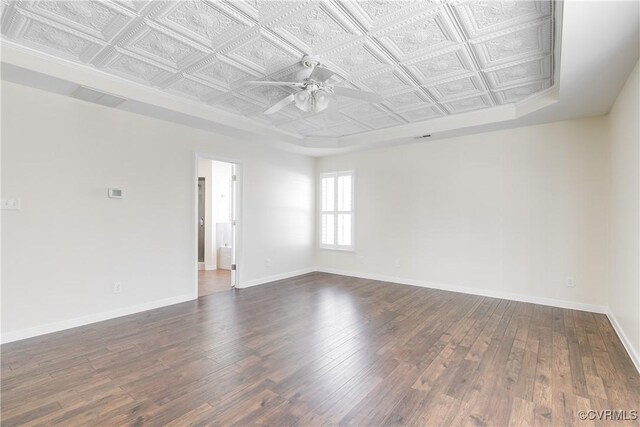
[198,177,205,263]
[195,155,240,297]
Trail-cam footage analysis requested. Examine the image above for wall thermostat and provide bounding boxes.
[108,188,123,199]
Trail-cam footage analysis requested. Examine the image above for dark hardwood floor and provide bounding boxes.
[1,272,638,426]
[198,269,231,297]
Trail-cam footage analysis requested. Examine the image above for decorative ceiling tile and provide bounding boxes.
[442,94,493,114]
[114,1,149,13]
[237,84,292,107]
[471,20,551,68]
[25,0,134,41]
[341,102,388,122]
[405,46,475,84]
[399,105,443,122]
[374,7,461,61]
[267,64,308,84]
[484,56,551,89]
[426,74,486,101]
[323,112,352,127]
[210,94,264,115]
[227,0,294,23]
[1,0,557,140]
[327,121,372,136]
[276,103,305,121]
[323,40,390,79]
[102,51,174,85]
[357,114,406,130]
[304,127,343,138]
[341,0,436,31]
[452,0,551,38]
[120,24,209,70]
[22,19,92,56]
[8,12,104,62]
[222,29,301,76]
[166,76,225,101]
[278,119,320,135]
[223,0,258,21]
[495,79,551,103]
[382,89,431,112]
[190,57,258,89]
[304,112,349,128]
[250,109,298,126]
[151,1,251,49]
[356,69,412,95]
[269,2,362,54]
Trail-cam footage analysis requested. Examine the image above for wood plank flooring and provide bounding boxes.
[198,269,231,297]
[1,272,638,426]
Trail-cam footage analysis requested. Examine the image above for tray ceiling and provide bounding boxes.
[0,0,556,139]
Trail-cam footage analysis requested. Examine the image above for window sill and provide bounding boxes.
[319,246,355,252]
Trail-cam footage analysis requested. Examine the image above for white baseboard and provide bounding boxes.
[315,267,608,314]
[238,267,316,289]
[1,293,194,344]
[5,268,635,378]
[316,268,640,373]
[606,309,640,374]
[1,267,317,344]
[204,264,217,271]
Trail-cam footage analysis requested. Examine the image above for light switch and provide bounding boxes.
[108,188,123,199]
[1,198,21,210]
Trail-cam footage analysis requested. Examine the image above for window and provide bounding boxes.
[320,171,354,250]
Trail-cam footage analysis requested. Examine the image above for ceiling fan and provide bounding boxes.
[243,56,383,115]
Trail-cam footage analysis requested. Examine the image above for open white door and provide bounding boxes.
[230,163,238,288]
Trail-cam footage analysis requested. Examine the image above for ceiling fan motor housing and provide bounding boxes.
[301,55,321,68]
[245,54,382,115]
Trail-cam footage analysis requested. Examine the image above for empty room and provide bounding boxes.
[1,0,639,426]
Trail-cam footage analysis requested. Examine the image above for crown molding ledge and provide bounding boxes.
[0,40,311,153]
[0,39,560,156]
[332,86,559,149]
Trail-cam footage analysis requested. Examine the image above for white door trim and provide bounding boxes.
[193,152,243,298]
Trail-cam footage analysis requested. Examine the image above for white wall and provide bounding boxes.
[607,60,639,366]
[1,70,637,366]
[317,116,610,311]
[1,81,315,341]
[197,158,215,269]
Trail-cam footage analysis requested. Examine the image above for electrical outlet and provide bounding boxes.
[265,258,272,267]
[567,277,575,288]
[1,198,21,210]
[358,255,365,265]
[113,282,122,294]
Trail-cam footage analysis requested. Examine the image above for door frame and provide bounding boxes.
[193,152,242,298]
[197,177,206,265]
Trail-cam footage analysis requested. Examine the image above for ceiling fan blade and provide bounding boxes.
[245,81,305,88]
[264,94,295,115]
[309,65,335,82]
[333,86,383,103]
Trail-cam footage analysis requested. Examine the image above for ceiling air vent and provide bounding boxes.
[69,86,126,108]
[415,134,431,140]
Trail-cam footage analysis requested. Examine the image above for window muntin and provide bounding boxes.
[320,171,354,250]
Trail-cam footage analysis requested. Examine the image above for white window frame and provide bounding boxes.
[319,170,355,251]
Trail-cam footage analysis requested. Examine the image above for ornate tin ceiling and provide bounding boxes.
[0,0,555,139]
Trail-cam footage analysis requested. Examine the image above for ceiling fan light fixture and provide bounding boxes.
[294,89,312,112]
[251,56,382,115]
[312,90,331,113]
